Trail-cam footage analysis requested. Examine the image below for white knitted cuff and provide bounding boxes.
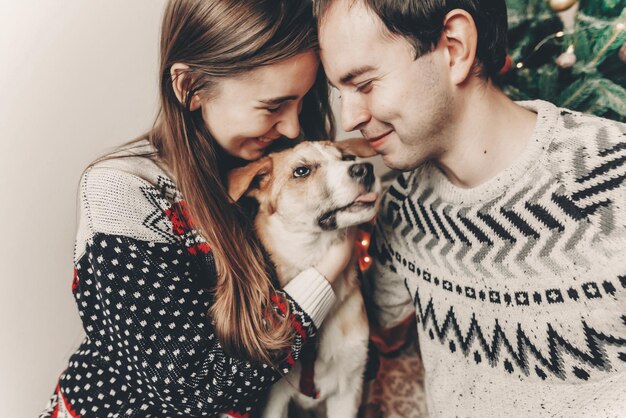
[283,267,336,329]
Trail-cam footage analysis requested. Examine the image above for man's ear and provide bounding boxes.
[170,63,202,111]
[227,157,273,202]
[334,137,378,158]
[440,9,478,85]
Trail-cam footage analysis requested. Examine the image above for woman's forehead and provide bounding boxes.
[217,52,319,98]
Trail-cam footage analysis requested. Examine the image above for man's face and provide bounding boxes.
[319,0,454,171]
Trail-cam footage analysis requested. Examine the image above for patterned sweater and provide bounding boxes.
[370,100,626,417]
[41,147,336,417]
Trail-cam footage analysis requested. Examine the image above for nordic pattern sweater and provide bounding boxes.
[370,101,626,417]
[40,148,336,417]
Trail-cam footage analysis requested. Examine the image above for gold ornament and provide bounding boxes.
[556,45,577,68]
[549,0,577,12]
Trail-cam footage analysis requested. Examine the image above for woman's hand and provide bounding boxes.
[314,227,357,285]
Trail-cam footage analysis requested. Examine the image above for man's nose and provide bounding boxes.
[340,93,370,132]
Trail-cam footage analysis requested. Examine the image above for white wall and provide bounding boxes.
[0,1,165,416]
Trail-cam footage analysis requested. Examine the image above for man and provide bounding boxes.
[315,0,626,416]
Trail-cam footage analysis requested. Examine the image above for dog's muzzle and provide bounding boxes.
[318,162,377,231]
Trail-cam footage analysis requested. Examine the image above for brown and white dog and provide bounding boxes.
[228,139,381,418]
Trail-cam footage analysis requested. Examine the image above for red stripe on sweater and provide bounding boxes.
[270,293,288,315]
[50,401,59,418]
[57,385,82,418]
[225,410,250,418]
[290,315,307,341]
[71,267,79,293]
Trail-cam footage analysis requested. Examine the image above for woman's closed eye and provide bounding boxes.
[265,104,283,114]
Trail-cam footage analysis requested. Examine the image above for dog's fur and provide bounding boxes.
[227,139,381,418]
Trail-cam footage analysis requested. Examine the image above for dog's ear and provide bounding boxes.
[334,137,378,158]
[227,157,273,202]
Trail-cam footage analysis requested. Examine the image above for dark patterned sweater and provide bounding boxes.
[371,101,626,417]
[40,149,336,417]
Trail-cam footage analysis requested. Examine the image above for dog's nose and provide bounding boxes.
[349,163,374,188]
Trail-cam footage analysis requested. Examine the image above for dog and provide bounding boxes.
[227,138,381,418]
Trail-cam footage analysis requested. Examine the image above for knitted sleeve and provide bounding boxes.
[68,165,334,416]
[369,173,416,329]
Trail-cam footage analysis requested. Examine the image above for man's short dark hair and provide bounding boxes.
[315,0,508,79]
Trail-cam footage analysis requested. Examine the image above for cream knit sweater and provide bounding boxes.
[371,101,626,417]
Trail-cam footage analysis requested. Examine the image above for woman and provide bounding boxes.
[40,0,353,416]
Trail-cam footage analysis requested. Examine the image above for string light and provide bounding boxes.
[511,19,625,72]
[357,229,373,271]
[513,30,571,70]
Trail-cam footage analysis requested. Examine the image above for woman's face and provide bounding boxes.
[201,51,320,161]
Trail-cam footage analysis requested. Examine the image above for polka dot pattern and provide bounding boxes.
[41,234,316,417]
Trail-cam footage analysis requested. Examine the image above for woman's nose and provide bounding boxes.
[276,107,301,139]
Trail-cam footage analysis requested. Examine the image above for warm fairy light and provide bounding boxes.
[555,31,565,38]
[357,229,373,271]
[516,62,524,69]
[617,23,624,31]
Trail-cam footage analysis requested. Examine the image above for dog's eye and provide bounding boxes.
[341,154,356,161]
[293,166,311,178]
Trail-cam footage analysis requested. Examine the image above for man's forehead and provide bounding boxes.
[319,0,381,38]
[319,1,385,82]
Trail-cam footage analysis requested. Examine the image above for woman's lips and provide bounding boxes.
[253,136,279,148]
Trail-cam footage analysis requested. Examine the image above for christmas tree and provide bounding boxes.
[499,0,626,122]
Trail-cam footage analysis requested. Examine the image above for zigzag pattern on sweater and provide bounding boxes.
[406,278,626,381]
[140,175,211,254]
[383,132,626,278]
[140,174,182,243]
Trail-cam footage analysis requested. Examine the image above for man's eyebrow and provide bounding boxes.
[259,95,298,105]
[339,65,377,85]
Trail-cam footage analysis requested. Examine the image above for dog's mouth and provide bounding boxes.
[318,192,379,230]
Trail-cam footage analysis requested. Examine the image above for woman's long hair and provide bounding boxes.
[133,0,334,364]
